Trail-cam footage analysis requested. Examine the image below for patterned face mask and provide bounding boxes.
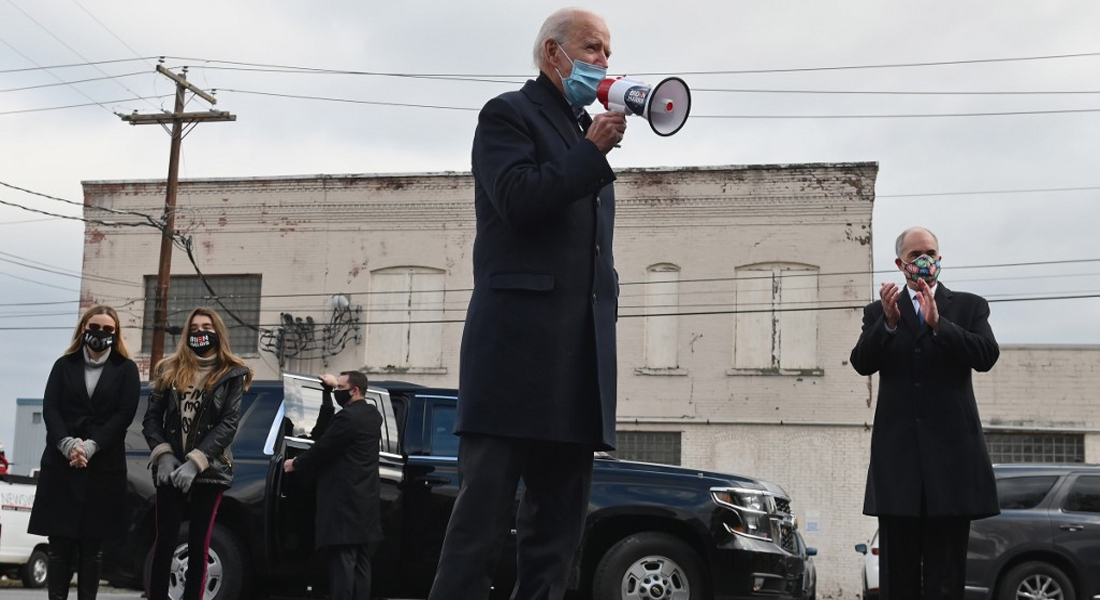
[902,254,941,285]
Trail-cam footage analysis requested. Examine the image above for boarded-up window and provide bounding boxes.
[644,264,680,369]
[732,264,819,371]
[366,267,445,371]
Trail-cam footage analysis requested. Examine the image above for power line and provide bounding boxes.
[214,88,481,112]
[693,107,1100,120]
[210,88,1100,120]
[0,56,154,74]
[163,50,1100,78]
[1,291,1097,332]
[68,0,155,71]
[878,186,1100,198]
[0,269,80,292]
[32,257,1100,306]
[0,196,159,228]
[3,0,160,111]
[694,87,1100,96]
[0,36,118,114]
[0,94,173,116]
[641,51,1100,77]
[0,180,165,225]
[0,70,148,93]
[0,251,142,287]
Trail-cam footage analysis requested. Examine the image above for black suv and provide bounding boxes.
[965,464,1100,599]
[103,374,816,600]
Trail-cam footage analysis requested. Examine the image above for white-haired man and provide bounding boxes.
[427,7,626,600]
[851,226,1000,599]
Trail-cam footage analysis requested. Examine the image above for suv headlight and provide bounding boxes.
[711,487,778,541]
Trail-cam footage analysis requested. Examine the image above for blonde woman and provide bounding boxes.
[29,305,140,600]
[142,307,252,600]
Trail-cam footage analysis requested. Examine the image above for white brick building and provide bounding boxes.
[80,164,1100,598]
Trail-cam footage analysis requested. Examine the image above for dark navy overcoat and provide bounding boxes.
[851,284,1000,519]
[456,73,618,450]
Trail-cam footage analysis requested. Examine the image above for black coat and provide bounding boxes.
[456,72,618,450]
[29,350,140,539]
[292,399,383,549]
[142,367,249,488]
[851,284,1000,519]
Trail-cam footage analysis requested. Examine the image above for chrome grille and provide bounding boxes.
[774,497,796,553]
[775,497,791,515]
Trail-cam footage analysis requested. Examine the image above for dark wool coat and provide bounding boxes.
[851,284,1001,519]
[456,72,618,450]
[29,350,140,539]
[292,399,383,549]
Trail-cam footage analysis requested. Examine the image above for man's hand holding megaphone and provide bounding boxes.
[587,110,628,154]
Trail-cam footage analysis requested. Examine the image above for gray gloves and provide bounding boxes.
[170,461,201,493]
[58,437,81,458]
[156,454,181,487]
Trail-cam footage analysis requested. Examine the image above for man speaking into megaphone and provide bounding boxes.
[427,7,622,600]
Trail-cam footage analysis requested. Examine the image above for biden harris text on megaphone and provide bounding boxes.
[596,76,691,136]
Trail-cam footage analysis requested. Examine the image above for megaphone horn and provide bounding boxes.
[596,76,691,137]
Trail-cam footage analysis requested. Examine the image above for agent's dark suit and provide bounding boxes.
[429,72,617,600]
[292,399,383,600]
[851,283,1000,600]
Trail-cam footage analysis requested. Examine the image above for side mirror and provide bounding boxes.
[855,543,868,554]
[806,547,818,557]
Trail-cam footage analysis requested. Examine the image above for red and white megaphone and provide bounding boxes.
[597,76,691,136]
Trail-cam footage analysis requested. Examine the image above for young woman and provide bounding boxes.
[28,305,141,600]
[142,307,252,600]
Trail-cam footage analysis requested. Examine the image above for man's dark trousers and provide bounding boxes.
[326,543,372,600]
[879,515,970,600]
[427,434,594,600]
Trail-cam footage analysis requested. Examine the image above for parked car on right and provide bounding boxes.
[859,464,1100,600]
[965,463,1100,600]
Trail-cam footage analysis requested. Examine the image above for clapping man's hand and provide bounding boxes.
[915,279,940,330]
[879,282,902,329]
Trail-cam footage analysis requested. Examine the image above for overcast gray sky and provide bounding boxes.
[2,1,1099,458]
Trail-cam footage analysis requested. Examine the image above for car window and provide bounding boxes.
[124,392,150,452]
[283,377,328,439]
[1063,475,1100,514]
[997,475,1059,510]
[430,404,459,457]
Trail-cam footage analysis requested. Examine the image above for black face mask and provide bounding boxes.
[188,331,219,356]
[83,329,115,353]
[333,389,353,407]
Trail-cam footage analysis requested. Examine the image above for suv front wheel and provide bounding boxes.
[143,523,250,600]
[592,532,706,600]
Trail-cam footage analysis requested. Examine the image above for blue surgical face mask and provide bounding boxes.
[555,43,606,107]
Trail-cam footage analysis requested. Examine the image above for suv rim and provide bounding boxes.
[1016,573,1063,600]
[621,556,690,600]
[167,544,223,600]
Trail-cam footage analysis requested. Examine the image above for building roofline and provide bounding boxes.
[999,343,1100,351]
[81,162,880,187]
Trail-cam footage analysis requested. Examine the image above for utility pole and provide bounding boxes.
[121,64,235,372]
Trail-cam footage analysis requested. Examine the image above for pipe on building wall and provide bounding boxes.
[616,418,1100,433]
